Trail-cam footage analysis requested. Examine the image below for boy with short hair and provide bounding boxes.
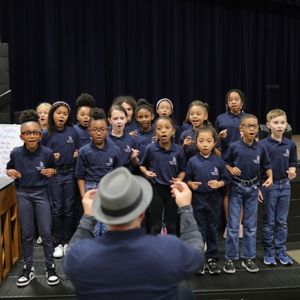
[223,114,273,274]
[260,109,297,266]
[6,110,59,287]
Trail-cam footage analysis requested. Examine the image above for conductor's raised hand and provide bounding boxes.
[82,189,97,216]
[170,181,192,207]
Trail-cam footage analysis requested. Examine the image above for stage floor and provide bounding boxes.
[0,241,299,300]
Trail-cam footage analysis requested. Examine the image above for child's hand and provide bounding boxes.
[131,148,139,159]
[144,170,157,179]
[228,166,241,176]
[129,130,138,137]
[6,169,21,179]
[54,152,60,160]
[41,168,56,177]
[73,149,79,159]
[262,177,273,188]
[171,177,182,183]
[287,168,296,180]
[208,180,221,189]
[187,181,202,190]
[183,136,194,146]
[258,189,263,203]
[219,129,228,139]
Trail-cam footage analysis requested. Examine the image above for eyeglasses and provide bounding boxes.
[90,127,107,133]
[242,124,258,129]
[21,131,42,137]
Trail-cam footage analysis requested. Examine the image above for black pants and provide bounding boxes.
[150,184,179,235]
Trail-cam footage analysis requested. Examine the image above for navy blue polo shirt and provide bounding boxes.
[260,136,298,180]
[125,119,139,134]
[7,144,56,188]
[140,142,186,185]
[75,140,122,182]
[185,153,230,193]
[215,111,246,156]
[224,139,272,180]
[108,133,141,168]
[179,128,198,159]
[42,126,80,167]
[74,123,91,149]
[137,127,156,145]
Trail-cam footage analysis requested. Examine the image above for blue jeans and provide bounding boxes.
[17,187,54,268]
[49,169,77,245]
[262,179,291,256]
[193,191,222,259]
[85,181,108,237]
[225,183,259,260]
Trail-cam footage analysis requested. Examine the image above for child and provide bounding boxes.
[6,110,59,287]
[135,99,156,145]
[155,98,181,143]
[139,116,186,235]
[215,89,247,239]
[113,95,139,135]
[260,109,297,266]
[75,108,122,235]
[107,104,140,171]
[180,100,212,159]
[74,93,96,148]
[42,101,80,258]
[36,102,52,130]
[185,127,229,275]
[223,114,273,274]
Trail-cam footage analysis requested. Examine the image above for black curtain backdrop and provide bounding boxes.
[1,0,300,131]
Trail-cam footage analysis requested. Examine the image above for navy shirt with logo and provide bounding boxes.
[224,139,272,180]
[260,136,297,180]
[42,126,80,167]
[215,111,246,157]
[7,144,56,188]
[108,133,143,169]
[75,140,122,182]
[185,153,230,193]
[74,123,91,149]
[140,142,186,185]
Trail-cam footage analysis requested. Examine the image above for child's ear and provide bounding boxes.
[239,124,243,132]
[151,114,154,121]
[266,121,270,129]
[108,118,112,125]
[19,134,24,141]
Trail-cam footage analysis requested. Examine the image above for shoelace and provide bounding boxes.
[20,268,33,279]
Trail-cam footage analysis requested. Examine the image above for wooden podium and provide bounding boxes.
[0,178,20,283]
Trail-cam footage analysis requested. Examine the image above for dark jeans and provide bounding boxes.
[151,184,178,235]
[17,187,54,268]
[49,169,77,245]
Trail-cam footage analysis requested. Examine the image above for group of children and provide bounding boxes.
[6,90,297,287]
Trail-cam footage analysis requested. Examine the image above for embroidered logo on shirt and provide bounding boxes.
[124,145,131,153]
[253,155,260,164]
[210,167,219,176]
[36,161,45,171]
[168,156,177,166]
[106,157,114,167]
[66,136,74,144]
[283,149,290,158]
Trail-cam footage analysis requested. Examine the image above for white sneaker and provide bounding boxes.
[63,244,68,255]
[53,244,64,258]
[36,236,42,245]
[239,224,244,238]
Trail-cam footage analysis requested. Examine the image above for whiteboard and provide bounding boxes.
[0,124,22,178]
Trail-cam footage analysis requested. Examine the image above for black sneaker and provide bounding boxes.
[45,264,60,286]
[16,265,35,287]
[223,259,236,274]
[206,258,221,275]
[241,259,259,273]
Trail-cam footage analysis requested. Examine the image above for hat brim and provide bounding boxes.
[92,175,153,225]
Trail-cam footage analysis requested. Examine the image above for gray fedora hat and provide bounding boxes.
[93,167,153,225]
